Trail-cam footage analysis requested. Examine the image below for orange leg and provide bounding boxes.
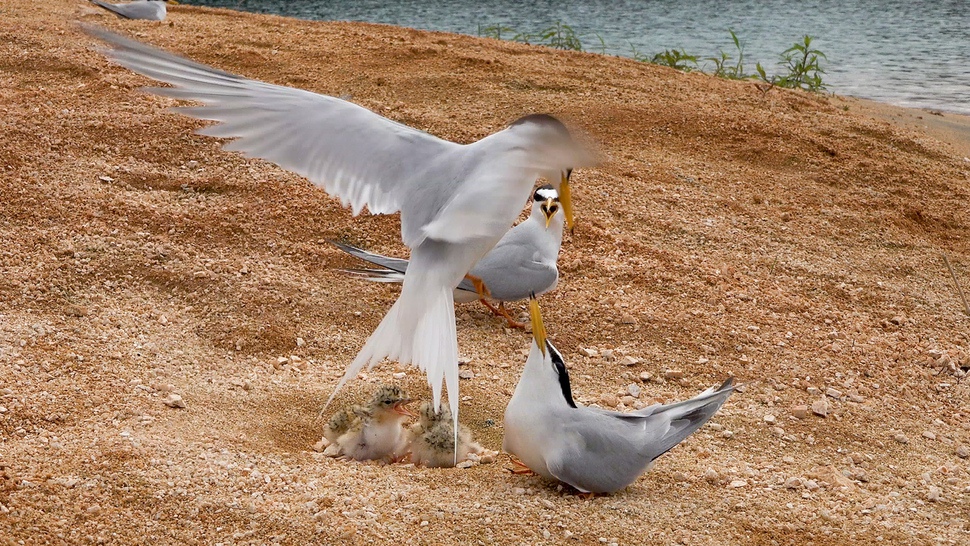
[478,299,526,329]
[464,273,491,299]
[507,455,536,475]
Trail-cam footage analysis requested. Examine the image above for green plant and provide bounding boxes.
[757,35,827,92]
[516,22,584,51]
[708,30,752,79]
[477,23,517,41]
[650,48,699,72]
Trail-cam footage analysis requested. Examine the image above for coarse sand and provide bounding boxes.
[1,1,969,544]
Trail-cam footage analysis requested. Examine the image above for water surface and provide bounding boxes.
[184,0,970,115]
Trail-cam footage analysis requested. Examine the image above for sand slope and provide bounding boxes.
[1,1,969,544]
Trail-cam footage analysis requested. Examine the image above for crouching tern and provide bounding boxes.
[334,184,565,328]
[86,27,595,439]
[89,0,168,21]
[503,296,736,494]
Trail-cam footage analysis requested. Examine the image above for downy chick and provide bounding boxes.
[407,401,482,467]
[335,384,414,462]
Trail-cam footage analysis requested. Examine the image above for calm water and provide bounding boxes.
[184,0,970,115]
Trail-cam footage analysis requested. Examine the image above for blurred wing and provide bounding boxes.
[87,26,460,217]
[90,1,164,21]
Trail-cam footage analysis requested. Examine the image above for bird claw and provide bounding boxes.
[478,299,526,329]
[507,455,536,475]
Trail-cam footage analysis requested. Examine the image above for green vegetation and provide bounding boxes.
[476,23,829,93]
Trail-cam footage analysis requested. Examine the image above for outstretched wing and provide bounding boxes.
[86,26,460,217]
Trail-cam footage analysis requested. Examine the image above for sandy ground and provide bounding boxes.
[2,1,969,544]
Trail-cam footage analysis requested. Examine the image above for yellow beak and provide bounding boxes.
[559,172,574,231]
[543,197,556,228]
[529,294,547,356]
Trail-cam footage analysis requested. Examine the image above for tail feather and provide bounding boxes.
[90,0,132,18]
[649,378,735,460]
[337,268,406,283]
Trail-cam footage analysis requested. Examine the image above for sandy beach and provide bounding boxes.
[1,1,969,544]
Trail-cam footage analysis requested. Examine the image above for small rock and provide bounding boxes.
[849,452,865,465]
[791,405,809,419]
[703,468,720,484]
[721,430,734,439]
[458,370,474,380]
[86,504,101,515]
[825,387,842,399]
[804,479,820,491]
[512,487,526,495]
[296,337,306,347]
[539,499,555,509]
[456,460,475,469]
[312,438,330,452]
[922,430,936,440]
[671,471,688,483]
[162,393,186,409]
[619,355,639,367]
[927,486,941,502]
[393,372,406,380]
[728,479,747,488]
[811,399,828,417]
[620,314,637,325]
[621,395,635,406]
[664,369,684,380]
[598,394,619,407]
[784,477,803,489]
[479,452,495,464]
[579,347,598,358]
[763,414,776,424]
[323,444,342,457]
[185,160,199,169]
[158,315,168,325]
[955,445,968,458]
[770,426,785,437]
[893,433,909,444]
[626,383,641,398]
[638,371,653,383]
[601,350,615,362]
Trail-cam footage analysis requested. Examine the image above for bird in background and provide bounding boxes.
[331,384,414,463]
[85,26,596,445]
[503,295,736,494]
[405,401,483,467]
[89,0,168,21]
[334,184,566,328]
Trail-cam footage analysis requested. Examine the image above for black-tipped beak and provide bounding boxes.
[529,293,547,356]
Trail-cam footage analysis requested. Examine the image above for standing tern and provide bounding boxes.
[89,0,168,21]
[85,27,594,438]
[334,184,565,328]
[503,296,736,494]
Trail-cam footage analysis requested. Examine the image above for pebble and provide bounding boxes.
[323,444,342,457]
[512,487,526,495]
[296,337,306,347]
[721,430,734,439]
[619,355,639,367]
[672,471,688,483]
[893,433,910,445]
[703,468,720,484]
[791,405,809,419]
[601,350,615,362]
[927,486,941,502]
[811,399,828,417]
[579,347,598,358]
[956,445,969,458]
[804,479,820,491]
[770,426,785,437]
[458,370,474,380]
[392,372,406,380]
[599,394,619,407]
[620,314,637,325]
[849,452,865,465]
[626,383,641,398]
[312,438,330,452]
[664,369,684,380]
[162,393,186,409]
[638,371,653,383]
[785,477,803,489]
[539,499,555,509]
[456,460,475,469]
[728,479,747,488]
[825,387,842,399]
[922,430,936,440]
[763,414,776,424]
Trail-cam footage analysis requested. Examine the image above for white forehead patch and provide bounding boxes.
[534,186,559,202]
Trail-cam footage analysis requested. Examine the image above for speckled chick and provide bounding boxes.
[406,401,482,467]
[323,404,369,444]
[335,385,414,462]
